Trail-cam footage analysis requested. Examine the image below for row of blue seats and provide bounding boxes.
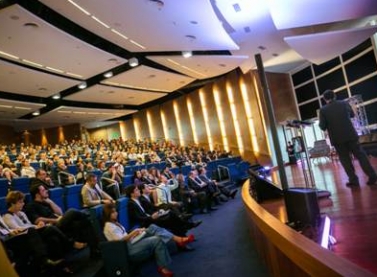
[0,177,31,197]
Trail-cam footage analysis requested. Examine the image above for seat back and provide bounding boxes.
[48,187,65,211]
[116,197,130,231]
[11,177,30,193]
[64,184,84,210]
[0,178,9,197]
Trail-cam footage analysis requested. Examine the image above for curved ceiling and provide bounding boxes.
[0,0,376,131]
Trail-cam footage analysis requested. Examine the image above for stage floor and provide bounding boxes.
[262,156,377,275]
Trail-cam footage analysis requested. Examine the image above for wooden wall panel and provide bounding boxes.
[161,101,178,144]
[123,119,136,140]
[187,91,207,148]
[175,96,193,146]
[0,125,18,145]
[26,123,81,145]
[147,105,164,141]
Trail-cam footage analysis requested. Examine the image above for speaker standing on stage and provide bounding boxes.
[319,89,377,187]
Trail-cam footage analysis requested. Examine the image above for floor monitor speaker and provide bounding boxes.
[284,188,320,227]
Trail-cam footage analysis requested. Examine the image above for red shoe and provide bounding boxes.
[176,234,195,248]
[157,266,174,277]
[187,234,195,243]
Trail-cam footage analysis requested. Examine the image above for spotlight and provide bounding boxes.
[182,51,192,58]
[52,94,61,100]
[78,82,87,89]
[104,71,113,78]
[129,57,139,67]
[32,110,40,116]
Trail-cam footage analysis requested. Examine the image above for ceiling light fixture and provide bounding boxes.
[52,94,61,100]
[78,82,87,89]
[32,110,40,116]
[104,71,113,78]
[129,57,139,67]
[182,51,193,58]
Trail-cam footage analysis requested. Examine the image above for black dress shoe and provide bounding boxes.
[179,245,195,252]
[190,220,202,228]
[230,189,238,199]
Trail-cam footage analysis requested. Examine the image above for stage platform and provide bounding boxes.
[262,156,377,275]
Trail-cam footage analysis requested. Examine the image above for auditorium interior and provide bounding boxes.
[1,1,377,277]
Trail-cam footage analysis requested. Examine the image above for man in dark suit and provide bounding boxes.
[319,89,377,186]
[125,185,193,237]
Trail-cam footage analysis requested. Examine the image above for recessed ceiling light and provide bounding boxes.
[32,110,40,116]
[108,58,119,64]
[258,45,266,50]
[52,94,61,99]
[23,22,39,29]
[190,20,198,25]
[78,82,87,89]
[272,53,279,57]
[182,51,192,58]
[104,71,113,78]
[185,35,196,40]
[129,57,139,67]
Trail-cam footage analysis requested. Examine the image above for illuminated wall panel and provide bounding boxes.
[187,97,198,145]
[213,87,229,152]
[146,110,154,140]
[160,109,169,140]
[240,80,259,153]
[173,100,184,146]
[226,83,244,155]
[199,89,213,151]
[133,117,140,141]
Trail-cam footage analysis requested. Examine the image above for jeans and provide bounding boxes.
[128,236,171,267]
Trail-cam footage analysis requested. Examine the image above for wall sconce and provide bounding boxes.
[129,57,139,67]
[78,82,87,89]
[182,51,192,58]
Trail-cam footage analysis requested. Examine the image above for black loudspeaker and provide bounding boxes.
[100,241,136,277]
[284,188,320,227]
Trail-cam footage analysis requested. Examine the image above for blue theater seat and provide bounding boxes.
[180,165,192,176]
[0,178,9,197]
[48,187,65,211]
[11,177,30,193]
[67,164,78,175]
[122,175,133,188]
[64,184,84,210]
[30,162,41,170]
[116,197,130,231]
[0,197,7,214]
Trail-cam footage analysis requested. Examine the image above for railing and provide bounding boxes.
[241,179,376,277]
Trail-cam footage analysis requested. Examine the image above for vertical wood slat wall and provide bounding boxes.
[89,69,297,163]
